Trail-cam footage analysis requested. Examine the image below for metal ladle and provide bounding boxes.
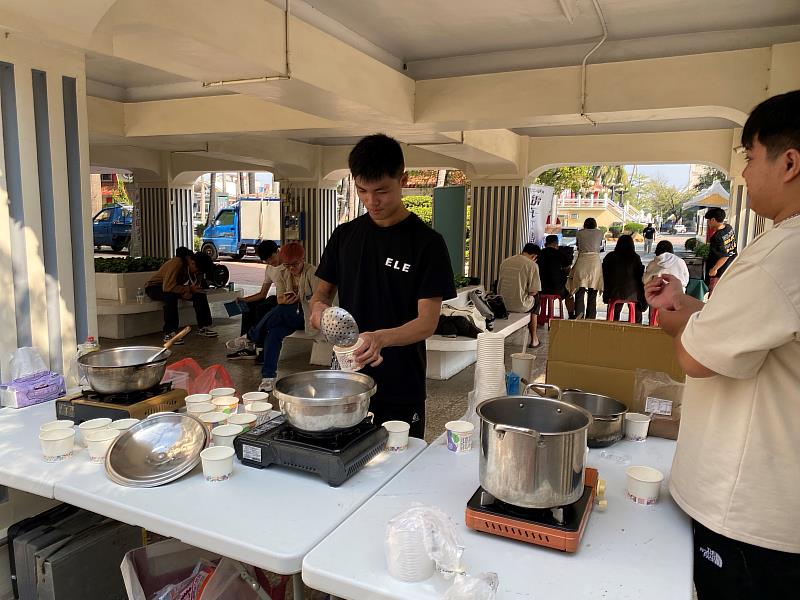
[320,307,360,347]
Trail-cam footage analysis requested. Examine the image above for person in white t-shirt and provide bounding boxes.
[643,240,690,290]
[644,90,800,599]
[497,243,542,348]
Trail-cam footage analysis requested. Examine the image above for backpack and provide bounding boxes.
[467,289,496,331]
[484,293,509,320]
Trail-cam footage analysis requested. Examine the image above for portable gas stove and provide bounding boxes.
[234,415,388,486]
[465,468,603,553]
[55,383,187,424]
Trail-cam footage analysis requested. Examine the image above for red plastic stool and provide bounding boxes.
[607,299,637,323]
[538,294,565,327]
[650,307,660,327]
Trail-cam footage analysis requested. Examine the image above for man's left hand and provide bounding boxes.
[708,267,718,277]
[353,331,384,367]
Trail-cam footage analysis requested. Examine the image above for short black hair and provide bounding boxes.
[522,242,540,255]
[741,90,800,158]
[545,234,559,247]
[615,234,636,255]
[192,251,214,274]
[705,207,726,222]
[348,134,405,182]
[647,222,652,226]
[583,218,597,229]
[256,240,279,261]
[175,246,193,259]
[655,240,673,256]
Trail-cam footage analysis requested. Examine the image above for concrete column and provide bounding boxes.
[282,182,339,265]
[0,36,94,381]
[138,184,194,257]
[469,179,528,291]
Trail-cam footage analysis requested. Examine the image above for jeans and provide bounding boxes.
[574,287,598,319]
[248,303,304,378]
[240,296,277,335]
[145,285,211,333]
[644,238,654,253]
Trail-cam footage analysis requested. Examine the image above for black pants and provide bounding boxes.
[240,296,277,335]
[145,285,211,333]
[369,395,426,439]
[574,287,598,319]
[612,302,643,323]
[693,519,800,600]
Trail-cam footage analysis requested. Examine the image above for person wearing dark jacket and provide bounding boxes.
[602,234,645,322]
[537,235,575,318]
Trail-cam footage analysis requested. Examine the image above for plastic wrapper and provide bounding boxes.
[193,364,235,396]
[8,347,47,380]
[385,506,464,579]
[444,572,499,600]
[152,560,215,600]
[162,358,203,393]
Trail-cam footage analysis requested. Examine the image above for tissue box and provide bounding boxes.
[0,370,66,408]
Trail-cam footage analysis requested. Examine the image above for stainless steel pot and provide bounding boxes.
[476,383,593,508]
[77,347,172,394]
[562,390,628,448]
[272,370,376,432]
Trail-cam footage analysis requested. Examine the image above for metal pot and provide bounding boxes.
[562,390,628,448]
[272,370,376,432]
[77,347,172,394]
[476,383,593,508]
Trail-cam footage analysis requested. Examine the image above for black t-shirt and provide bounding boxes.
[707,224,738,278]
[316,213,456,402]
[537,247,570,294]
[643,226,656,240]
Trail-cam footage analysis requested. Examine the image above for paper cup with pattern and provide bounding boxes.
[212,396,239,415]
[625,465,664,505]
[201,446,235,482]
[39,429,76,462]
[445,420,474,453]
[383,420,410,452]
[333,337,365,372]
[211,424,244,448]
[624,412,651,442]
[227,413,257,432]
[86,429,120,464]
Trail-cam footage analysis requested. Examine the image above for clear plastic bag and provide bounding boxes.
[9,347,47,380]
[444,572,499,600]
[385,506,464,580]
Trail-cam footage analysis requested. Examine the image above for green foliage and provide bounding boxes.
[693,167,730,193]
[535,166,593,194]
[195,223,207,237]
[638,177,695,222]
[194,236,202,251]
[609,226,622,238]
[94,256,167,273]
[403,195,433,226]
[454,275,471,289]
[624,222,644,234]
[693,242,711,259]
[111,178,131,205]
[598,226,608,235]
[684,237,699,251]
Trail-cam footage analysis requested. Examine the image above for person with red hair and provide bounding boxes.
[226,242,319,391]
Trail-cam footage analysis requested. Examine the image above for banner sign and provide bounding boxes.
[528,184,555,246]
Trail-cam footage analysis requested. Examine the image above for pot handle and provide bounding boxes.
[494,423,540,439]
[523,382,563,401]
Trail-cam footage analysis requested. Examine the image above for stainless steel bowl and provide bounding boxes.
[562,390,628,448]
[78,346,172,394]
[272,370,376,432]
[105,413,208,487]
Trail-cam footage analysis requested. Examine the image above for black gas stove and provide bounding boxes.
[233,415,388,486]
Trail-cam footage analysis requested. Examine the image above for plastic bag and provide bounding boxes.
[8,347,47,380]
[162,358,204,394]
[385,505,463,579]
[444,572,499,600]
[193,365,235,396]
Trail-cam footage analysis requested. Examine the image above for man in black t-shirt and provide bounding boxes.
[704,207,738,295]
[537,235,575,317]
[310,134,456,438]
[643,223,657,254]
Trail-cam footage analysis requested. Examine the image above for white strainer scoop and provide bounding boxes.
[321,306,360,347]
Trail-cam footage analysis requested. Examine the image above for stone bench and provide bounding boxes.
[97,288,242,339]
[284,329,334,366]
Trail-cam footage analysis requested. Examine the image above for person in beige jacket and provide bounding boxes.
[567,218,604,318]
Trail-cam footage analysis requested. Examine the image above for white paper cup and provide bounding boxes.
[445,420,474,453]
[227,413,257,432]
[201,446,235,482]
[510,352,535,381]
[244,401,273,423]
[40,420,74,433]
[86,429,120,463]
[209,387,235,397]
[187,402,215,415]
[185,393,213,406]
[78,418,112,446]
[242,391,269,403]
[39,429,75,462]
[625,412,652,441]
[383,420,410,452]
[109,418,140,431]
[200,412,229,430]
[333,337,365,372]
[212,396,239,415]
[211,424,244,448]
[625,465,664,505]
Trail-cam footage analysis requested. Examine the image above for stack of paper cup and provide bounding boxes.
[385,526,435,582]
[474,332,507,401]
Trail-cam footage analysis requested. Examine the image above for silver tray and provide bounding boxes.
[105,413,209,487]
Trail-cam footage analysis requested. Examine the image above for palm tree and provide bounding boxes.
[206,173,217,226]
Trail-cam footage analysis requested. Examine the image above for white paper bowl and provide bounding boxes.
[212,396,239,415]
[625,412,652,442]
[445,420,474,453]
[242,391,269,403]
[244,401,273,423]
[383,420,410,452]
[201,446,235,481]
[626,465,664,505]
[227,413,257,432]
[77,418,112,445]
[86,429,120,463]
[187,402,215,415]
[333,337,364,372]
[209,387,235,397]
[184,393,213,405]
[200,412,229,430]
[40,420,74,433]
[211,424,244,448]
[39,429,76,462]
[109,418,140,431]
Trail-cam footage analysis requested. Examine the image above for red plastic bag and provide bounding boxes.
[193,365,235,395]
[162,359,204,395]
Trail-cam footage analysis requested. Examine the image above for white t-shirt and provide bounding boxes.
[498,254,541,313]
[263,264,281,296]
[673,215,800,552]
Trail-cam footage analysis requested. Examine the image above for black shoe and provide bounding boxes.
[227,348,257,360]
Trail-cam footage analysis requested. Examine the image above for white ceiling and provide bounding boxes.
[513,117,740,137]
[85,53,191,88]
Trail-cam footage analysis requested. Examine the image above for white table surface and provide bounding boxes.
[302,435,693,600]
[0,401,426,575]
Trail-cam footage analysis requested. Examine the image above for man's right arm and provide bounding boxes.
[310,280,337,330]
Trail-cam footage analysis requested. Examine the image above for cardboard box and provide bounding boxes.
[546,320,685,439]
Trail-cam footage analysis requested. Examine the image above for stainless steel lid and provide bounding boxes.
[272,370,376,407]
[105,413,208,487]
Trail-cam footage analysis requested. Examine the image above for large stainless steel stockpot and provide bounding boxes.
[562,390,627,448]
[273,370,376,432]
[476,383,593,508]
[77,347,172,394]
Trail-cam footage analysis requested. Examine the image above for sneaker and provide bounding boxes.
[258,377,276,392]
[227,348,257,361]
[226,334,254,351]
[164,332,185,345]
[196,326,218,338]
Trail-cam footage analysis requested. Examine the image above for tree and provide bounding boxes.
[638,177,695,222]
[590,165,628,188]
[535,166,592,194]
[206,173,217,226]
[403,195,432,226]
[693,166,730,193]
[111,177,131,205]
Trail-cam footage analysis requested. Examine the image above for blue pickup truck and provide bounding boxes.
[92,203,132,252]
[201,199,281,261]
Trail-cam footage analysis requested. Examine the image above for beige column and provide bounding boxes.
[136,182,194,258]
[282,181,339,265]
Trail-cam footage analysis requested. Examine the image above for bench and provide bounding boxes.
[425,286,531,380]
[96,288,242,339]
[284,330,334,366]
